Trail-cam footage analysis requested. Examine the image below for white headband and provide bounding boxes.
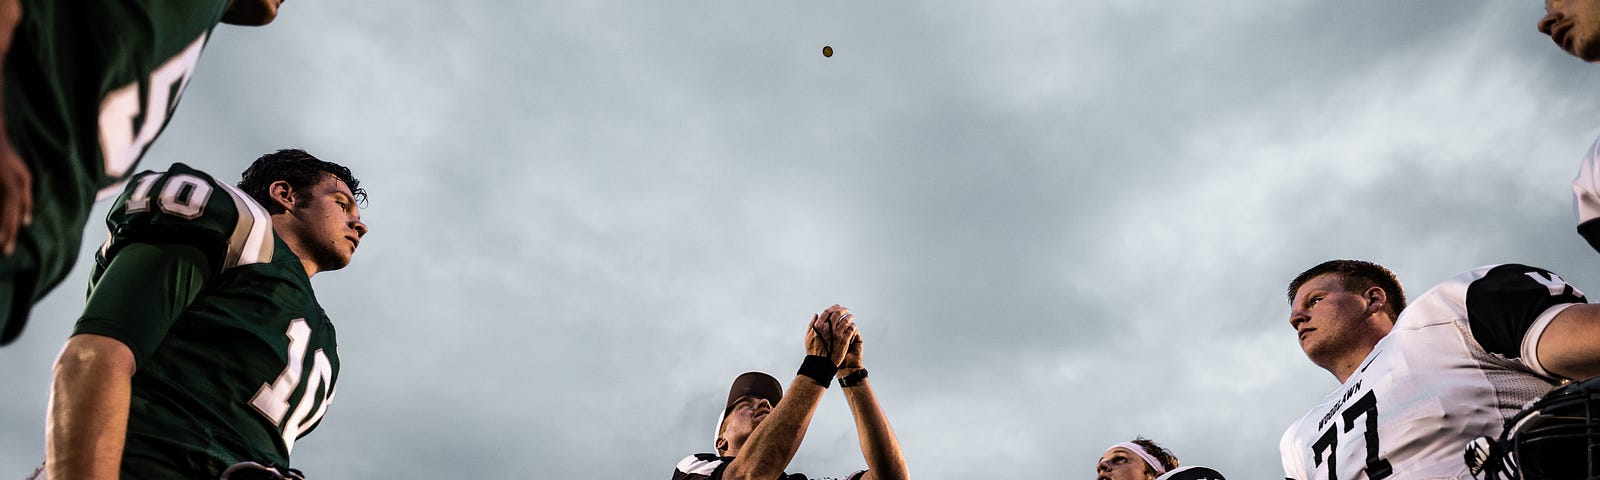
[1105,442,1167,475]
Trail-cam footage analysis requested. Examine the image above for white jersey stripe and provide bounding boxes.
[216,181,273,267]
[676,455,721,476]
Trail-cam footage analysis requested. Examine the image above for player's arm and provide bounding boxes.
[0,0,27,255]
[721,376,826,480]
[1535,304,1600,380]
[722,307,857,480]
[836,333,908,480]
[46,333,133,480]
[1455,265,1600,381]
[46,242,211,479]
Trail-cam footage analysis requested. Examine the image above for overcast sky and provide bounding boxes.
[4,1,1600,478]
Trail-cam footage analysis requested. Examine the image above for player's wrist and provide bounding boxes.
[839,368,868,387]
[798,355,837,388]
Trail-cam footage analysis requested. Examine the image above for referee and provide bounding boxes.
[672,305,908,480]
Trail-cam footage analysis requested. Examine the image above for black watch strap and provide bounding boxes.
[840,368,868,387]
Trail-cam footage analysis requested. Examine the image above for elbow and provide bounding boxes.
[877,465,910,480]
[889,469,911,480]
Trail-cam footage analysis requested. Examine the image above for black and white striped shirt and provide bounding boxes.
[673,453,866,480]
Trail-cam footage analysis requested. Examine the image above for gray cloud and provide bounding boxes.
[5,1,1600,478]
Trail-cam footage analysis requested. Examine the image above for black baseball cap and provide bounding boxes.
[715,372,784,444]
[723,372,783,416]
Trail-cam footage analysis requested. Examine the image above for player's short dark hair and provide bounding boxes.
[1130,436,1180,473]
[1287,259,1407,317]
[237,149,365,214]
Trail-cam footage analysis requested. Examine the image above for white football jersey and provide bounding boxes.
[1280,264,1583,480]
[1573,134,1600,252]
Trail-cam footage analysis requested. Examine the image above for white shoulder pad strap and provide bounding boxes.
[215,181,274,269]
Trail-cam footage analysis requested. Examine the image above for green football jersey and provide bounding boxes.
[77,163,340,477]
[0,0,230,344]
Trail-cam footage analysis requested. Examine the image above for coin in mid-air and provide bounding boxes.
[823,46,833,57]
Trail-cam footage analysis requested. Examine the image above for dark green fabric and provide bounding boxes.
[78,164,340,478]
[0,0,230,345]
[76,241,208,368]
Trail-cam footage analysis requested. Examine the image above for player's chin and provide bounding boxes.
[315,251,354,272]
[1298,337,1322,357]
[1579,43,1600,63]
[220,0,280,26]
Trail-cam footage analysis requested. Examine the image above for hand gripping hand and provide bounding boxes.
[805,304,858,367]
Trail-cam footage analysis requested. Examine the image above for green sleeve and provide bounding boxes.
[74,242,211,368]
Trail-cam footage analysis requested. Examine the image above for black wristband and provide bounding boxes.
[840,368,868,387]
[798,355,837,388]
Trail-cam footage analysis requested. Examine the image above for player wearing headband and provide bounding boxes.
[672,305,908,480]
[1097,438,1179,480]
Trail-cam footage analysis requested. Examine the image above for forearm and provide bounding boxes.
[843,380,907,480]
[46,334,135,480]
[0,0,20,104]
[724,377,826,480]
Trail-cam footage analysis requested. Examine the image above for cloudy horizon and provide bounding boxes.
[4,1,1600,478]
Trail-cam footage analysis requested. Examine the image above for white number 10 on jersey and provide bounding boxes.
[249,319,335,454]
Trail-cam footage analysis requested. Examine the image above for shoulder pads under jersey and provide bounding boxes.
[98,163,274,272]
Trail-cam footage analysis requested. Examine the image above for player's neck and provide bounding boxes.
[1325,316,1392,383]
[1325,344,1378,384]
[270,218,321,279]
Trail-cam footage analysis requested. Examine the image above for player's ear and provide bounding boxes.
[1363,286,1387,314]
[266,180,296,211]
[715,436,728,454]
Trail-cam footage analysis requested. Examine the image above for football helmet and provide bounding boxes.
[1155,466,1226,480]
[1467,377,1600,479]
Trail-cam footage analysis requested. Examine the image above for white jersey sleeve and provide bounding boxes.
[1573,134,1600,254]
[1279,264,1580,480]
[1280,426,1310,480]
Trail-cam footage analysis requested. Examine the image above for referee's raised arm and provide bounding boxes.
[723,306,856,480]
[836,316,908,480]
[671,305,861,480]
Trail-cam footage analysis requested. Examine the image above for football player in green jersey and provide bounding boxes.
[40,149,367,479]
[0,0,290,347]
